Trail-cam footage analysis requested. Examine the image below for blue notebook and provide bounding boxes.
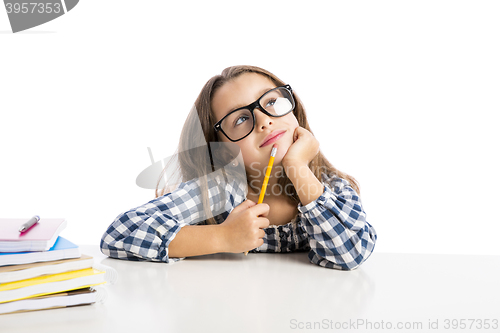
[0,237,81,267]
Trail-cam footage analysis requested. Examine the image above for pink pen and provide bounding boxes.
[19,215,40,233]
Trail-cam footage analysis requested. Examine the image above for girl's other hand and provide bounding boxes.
[219,199,270,253]
[282,126,320,168]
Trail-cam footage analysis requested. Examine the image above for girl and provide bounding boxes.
[100,65,377,270]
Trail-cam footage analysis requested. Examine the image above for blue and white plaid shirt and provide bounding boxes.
[100,171,377,270]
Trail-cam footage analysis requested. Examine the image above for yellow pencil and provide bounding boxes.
[245,144,278,255]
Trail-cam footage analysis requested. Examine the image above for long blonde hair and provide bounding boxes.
[157,65,359,224]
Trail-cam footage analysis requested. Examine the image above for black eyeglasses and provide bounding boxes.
[213,85,295,142]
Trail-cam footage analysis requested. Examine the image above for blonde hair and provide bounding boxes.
[157,65,360,224]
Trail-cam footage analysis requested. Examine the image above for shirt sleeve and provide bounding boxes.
[100,170,247,263]
[251,219,310,254]
[298,174,377,270]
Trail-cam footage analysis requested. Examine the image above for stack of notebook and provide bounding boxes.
[0,218,107,315]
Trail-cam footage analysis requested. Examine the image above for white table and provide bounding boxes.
[2,246,499,333]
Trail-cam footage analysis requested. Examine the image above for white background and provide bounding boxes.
[1,1,499,255]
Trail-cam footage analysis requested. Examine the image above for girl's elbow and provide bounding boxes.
[331,253,372,271]
[99,237,115,258]
[311,242,375,270]
[347,243,376,270]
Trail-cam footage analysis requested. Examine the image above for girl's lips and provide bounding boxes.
[260,131,285,147]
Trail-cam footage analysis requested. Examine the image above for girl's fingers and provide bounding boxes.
[249,203,270,217]
[233,199,256,213]
[256,216,270,229]
[259,229,266,239]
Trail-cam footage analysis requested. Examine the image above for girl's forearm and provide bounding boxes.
[168,224,226,258]
[285,163,324,206]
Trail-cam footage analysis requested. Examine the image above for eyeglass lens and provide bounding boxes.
[220,87,294,141]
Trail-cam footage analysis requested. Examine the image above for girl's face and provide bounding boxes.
[212,73,299,178]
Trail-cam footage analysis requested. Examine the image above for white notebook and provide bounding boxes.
[0,287,105,315]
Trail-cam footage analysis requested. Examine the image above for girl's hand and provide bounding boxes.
[282,126,320,168]
[219,199,270,253]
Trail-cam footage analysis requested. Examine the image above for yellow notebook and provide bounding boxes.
[0,268,105,304]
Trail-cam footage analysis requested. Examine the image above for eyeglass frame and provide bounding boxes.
[213,84,295,142]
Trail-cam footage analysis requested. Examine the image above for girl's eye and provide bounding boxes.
[234,115,249,127]
[265,98,277,108]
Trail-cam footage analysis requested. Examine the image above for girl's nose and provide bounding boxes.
[254,108,273,131]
